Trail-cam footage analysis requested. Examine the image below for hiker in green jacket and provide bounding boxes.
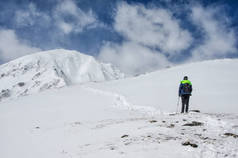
[178,76,192,113]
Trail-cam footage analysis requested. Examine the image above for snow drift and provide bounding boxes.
[0,49,124,102]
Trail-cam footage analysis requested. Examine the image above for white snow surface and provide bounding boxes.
[0,49,124,102]
[85,58,238,114]
[0,58,238,158]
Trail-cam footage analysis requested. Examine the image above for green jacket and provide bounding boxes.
[179,80,192,96]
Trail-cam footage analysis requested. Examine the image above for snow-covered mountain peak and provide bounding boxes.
[0,49,124,102]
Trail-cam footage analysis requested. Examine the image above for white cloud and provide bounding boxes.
[14,0,100,34]
[57,0,78,16]
[190,5,237,60]
[99,42,170,75]
[0,0,103,62]
[14,3,50,28]
[58,21,73,34]
[54,0,99,34]
[2,1,236,74]
[99,2,238,75]
[0,29,41,62]
[99,2,191,75]
[114,2,192,54]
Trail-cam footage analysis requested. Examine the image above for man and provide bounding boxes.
[178,76,192,113]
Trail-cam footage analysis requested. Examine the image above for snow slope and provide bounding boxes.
[0,49,124,102]
[0,58,238,158]
[85,59,238,113]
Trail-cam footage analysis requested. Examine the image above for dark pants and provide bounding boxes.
[181,95,190,113]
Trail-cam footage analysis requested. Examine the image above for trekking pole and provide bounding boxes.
[176,96,180,114]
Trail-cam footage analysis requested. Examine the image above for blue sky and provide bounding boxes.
[0,0,238,74]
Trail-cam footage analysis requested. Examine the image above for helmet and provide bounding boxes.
[184,76,188,80]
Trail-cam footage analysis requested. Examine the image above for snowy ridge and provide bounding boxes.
[85,58,238,113]
[0,49,124,102]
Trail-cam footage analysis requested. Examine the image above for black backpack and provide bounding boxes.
[183,83,191,93]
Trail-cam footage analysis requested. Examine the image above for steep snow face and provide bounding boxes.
[0,49,124,102]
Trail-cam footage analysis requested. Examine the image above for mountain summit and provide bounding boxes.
[0,49,124,102]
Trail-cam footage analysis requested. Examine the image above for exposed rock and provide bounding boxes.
[121,135,129,138]
[167,124,175,128]
[169,113,176,116]
[74,122,81,125]
[149,120,157,123]
[190,110,200,113]
[110,146,115,150]
[0,73,5,78]
[32,72,41,80]
[0,89,11,99]
[194,134,202,137]
[224,133,238,138]
[182,141,198,148]
[124,142,131,145]
[18,82,25,87]
[183,121,203,126]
